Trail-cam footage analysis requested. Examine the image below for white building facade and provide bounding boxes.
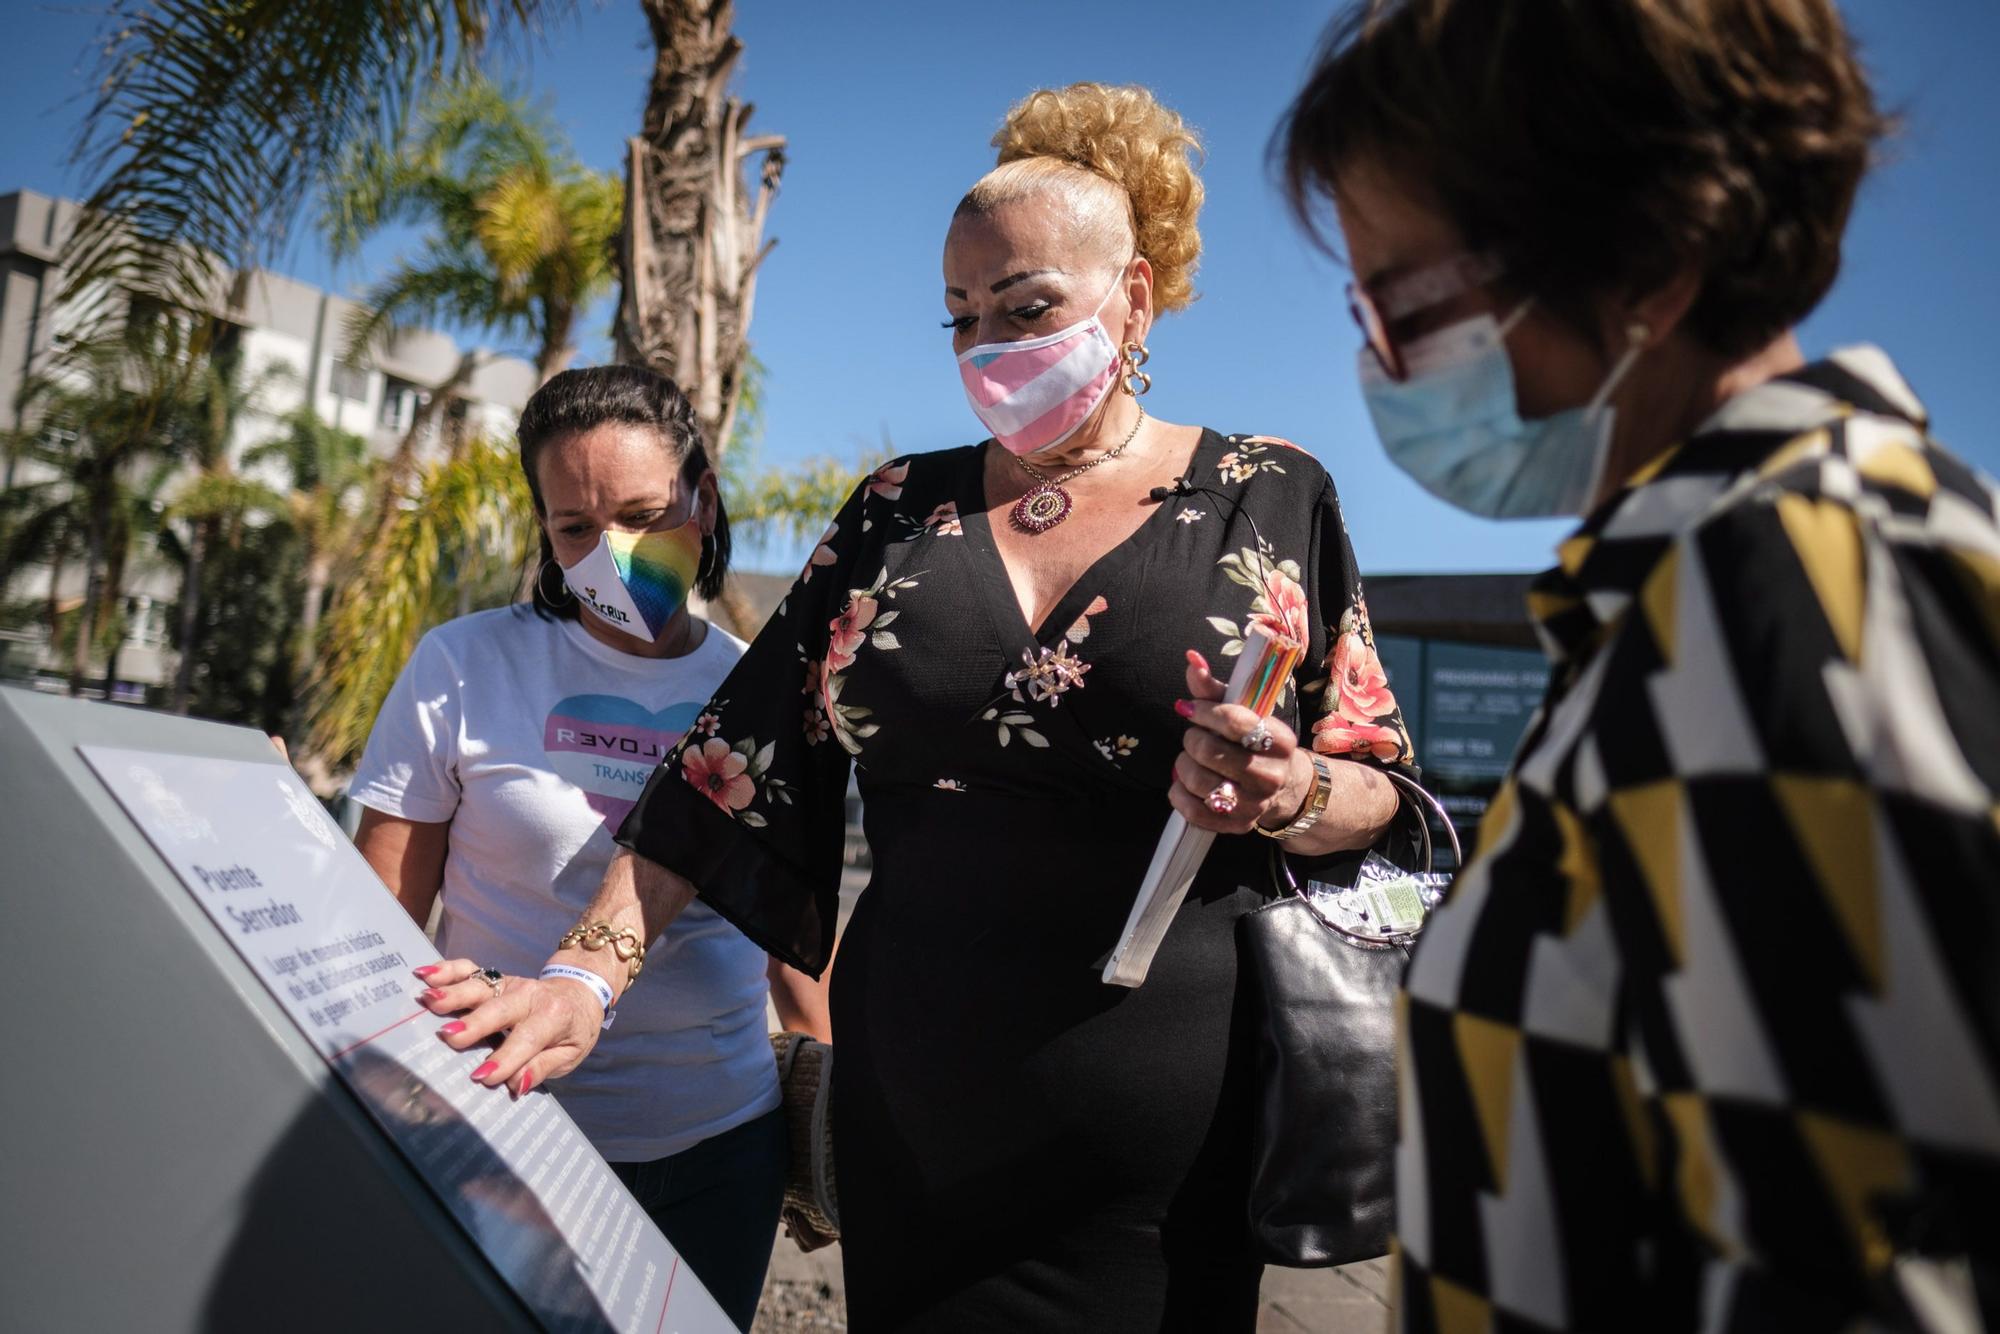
[0,188,538,696]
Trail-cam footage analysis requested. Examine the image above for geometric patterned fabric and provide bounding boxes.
[1395,348,2000,1332]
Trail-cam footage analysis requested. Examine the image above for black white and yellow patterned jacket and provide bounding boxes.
[1396,348,2000,1332]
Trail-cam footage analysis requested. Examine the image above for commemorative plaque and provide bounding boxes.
[0,688,733,1333]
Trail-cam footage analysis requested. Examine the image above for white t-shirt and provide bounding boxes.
[349,606,779,1161]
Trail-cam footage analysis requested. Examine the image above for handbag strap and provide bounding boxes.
[1260,768,1461,952]
[1260,769,1462,902]
[1262,766,1462,891]
[1377,767,1463,873]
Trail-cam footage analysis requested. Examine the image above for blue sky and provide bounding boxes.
[5,0,1995,576]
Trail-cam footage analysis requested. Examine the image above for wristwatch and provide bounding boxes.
[1258,751,1333,842]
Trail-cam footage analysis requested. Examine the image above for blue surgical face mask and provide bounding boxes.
[1359,301,1645,519]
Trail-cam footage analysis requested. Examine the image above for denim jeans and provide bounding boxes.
[609,1106,787,1332]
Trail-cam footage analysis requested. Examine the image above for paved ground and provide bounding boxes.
[750,1239,1390,1333]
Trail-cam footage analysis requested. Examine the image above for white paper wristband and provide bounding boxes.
[539,964,617,1029]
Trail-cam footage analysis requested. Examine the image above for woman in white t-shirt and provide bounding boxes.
[349,365,823,1331]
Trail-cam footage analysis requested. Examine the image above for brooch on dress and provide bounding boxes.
[1004,641,1091,704]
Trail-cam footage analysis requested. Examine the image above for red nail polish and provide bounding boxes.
[413,964,440,977]
[440,1021,465,1035]
[519,1071,535,1094]
[471,1061,497,1082]
[1175,699,1195,719]
[420,989,444,1003]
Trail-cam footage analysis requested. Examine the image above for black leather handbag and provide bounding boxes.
[1239,769,1459,1268]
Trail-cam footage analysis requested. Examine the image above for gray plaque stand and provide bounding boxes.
[0,688,540,1331]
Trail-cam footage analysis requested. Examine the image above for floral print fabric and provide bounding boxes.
[613,425,1425,1331]
[616,427,1417,977]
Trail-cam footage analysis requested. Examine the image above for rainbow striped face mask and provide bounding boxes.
[560,521,703,642]
[957,278,1123,457]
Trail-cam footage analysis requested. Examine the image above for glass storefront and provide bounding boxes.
[1376,634,1550,866]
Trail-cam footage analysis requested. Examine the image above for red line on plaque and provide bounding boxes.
[653,1256,681,1333]
[328,1007,428,1062]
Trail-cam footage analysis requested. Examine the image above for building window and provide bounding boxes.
[37,423,79,453]
[127,595,167,649]
[379,377,420,432]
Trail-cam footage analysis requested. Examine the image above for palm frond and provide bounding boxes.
[0,484,83,581]
[321,69,619,380]
[305,436,536,766]
[169,471,287,524]
[58,1,570,352]
[341,247,536,364]
[727,452,887,551]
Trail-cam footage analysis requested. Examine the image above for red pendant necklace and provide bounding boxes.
[1009,408,1147,534]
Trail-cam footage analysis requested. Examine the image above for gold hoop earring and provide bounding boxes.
[536,559,574,606]
[1120,342,1152,397]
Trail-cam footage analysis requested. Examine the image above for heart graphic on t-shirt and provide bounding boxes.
[543,694,704,830]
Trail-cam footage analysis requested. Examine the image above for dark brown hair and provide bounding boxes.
[517,364,731,617]
[1278,0,1889,358]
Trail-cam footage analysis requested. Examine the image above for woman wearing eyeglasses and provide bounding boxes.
[1282,1,2000,1329]
[415,82,1424,1331]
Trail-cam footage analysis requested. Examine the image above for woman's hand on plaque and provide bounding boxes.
[414,958,605,1096]
[1169,649,1311,836]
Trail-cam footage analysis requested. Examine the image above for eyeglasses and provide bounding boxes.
[1347,251,1506,382]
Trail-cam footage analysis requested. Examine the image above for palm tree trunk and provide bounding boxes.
[535,305,577,386]
[100,620,127,702]
[95,516,133,701]
[618,0,785,465]
[68,493,109,696]
[295,551,333,676]
[170,517,210,714]
[42,545,66,647]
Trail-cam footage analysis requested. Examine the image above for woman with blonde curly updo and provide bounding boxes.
[423,83,1421,1331]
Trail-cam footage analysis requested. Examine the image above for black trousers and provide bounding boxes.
[609,1106,788,1332]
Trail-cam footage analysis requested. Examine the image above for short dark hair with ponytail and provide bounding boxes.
[516,364,732,619]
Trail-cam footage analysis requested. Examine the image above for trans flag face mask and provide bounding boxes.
[561,519,703,643]
[957,278,1123,456]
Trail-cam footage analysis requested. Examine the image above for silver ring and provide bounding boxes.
[476,967,503,996]
[1240,723,1274,752]
[1207,781,1240,815]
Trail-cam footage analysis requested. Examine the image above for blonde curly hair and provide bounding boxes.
[959,83,1204,313]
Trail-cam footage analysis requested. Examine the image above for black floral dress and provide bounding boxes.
[619,429,1417,1332]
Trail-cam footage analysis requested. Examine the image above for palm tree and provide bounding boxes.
[620,0,785,466]
[164,350,301,712]
[1,457,178,700]
[4,332,200,694]
[295,76,618,768]
[318,73,623,626]
[305,438,537,769]
[56,1,570,369]
[239,410,376,677]
[323,73,623,389]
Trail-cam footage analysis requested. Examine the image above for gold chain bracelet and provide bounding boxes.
[558,921,648,981]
